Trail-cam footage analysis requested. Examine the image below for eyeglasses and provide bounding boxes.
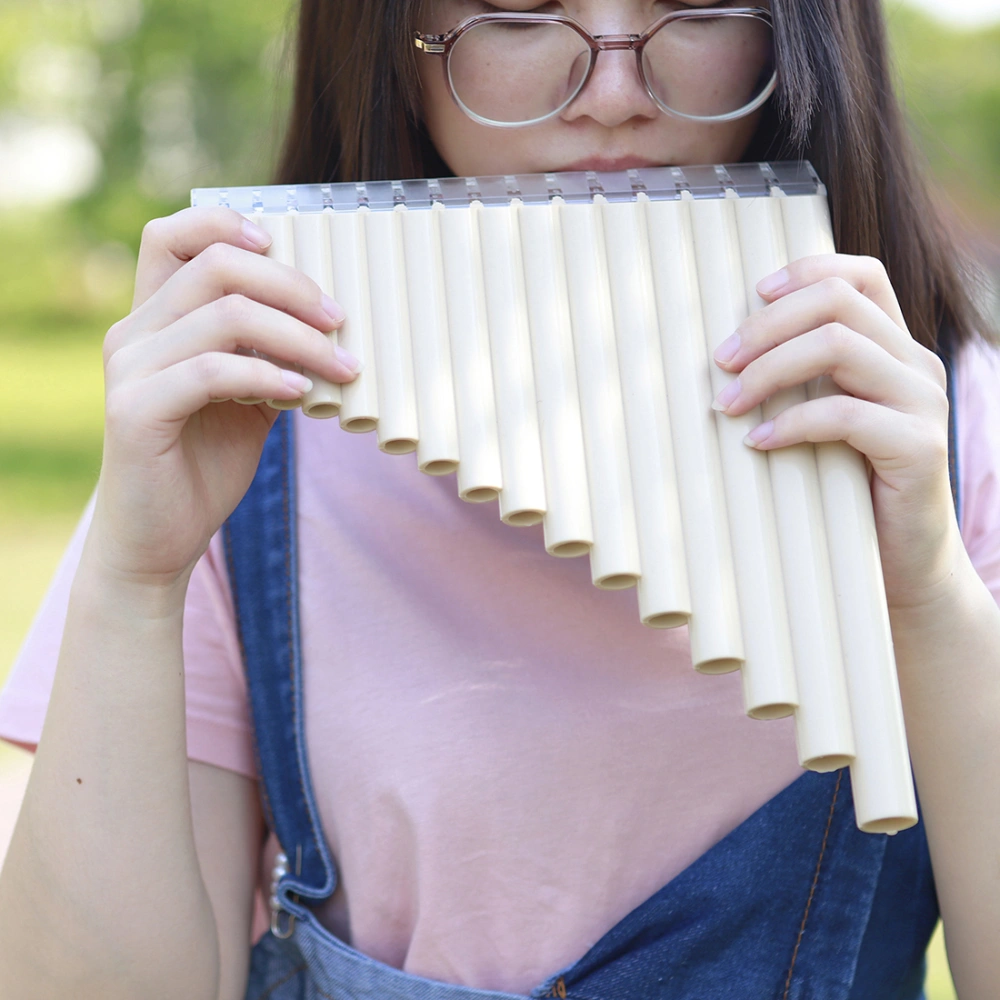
[414,7,777,129]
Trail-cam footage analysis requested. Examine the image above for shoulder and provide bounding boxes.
[954,335,1000,406]
[953,335,1000,485]
[953,336,1000,603]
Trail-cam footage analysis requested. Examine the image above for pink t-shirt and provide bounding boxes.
[2,340,999,994]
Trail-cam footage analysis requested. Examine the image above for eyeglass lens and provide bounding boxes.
[447,15,774,126]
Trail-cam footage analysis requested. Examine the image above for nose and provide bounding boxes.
[560,45,661,127]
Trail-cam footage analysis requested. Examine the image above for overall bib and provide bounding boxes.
[226,352,962,1000]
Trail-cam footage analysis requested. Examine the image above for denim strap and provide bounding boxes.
[223,411,337,910]
[943,345,961,523]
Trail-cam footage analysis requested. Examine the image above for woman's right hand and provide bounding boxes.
[90,207,359,587]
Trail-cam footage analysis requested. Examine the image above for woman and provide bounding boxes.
[0,1,998,998]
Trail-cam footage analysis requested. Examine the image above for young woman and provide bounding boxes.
[1,1,998,998]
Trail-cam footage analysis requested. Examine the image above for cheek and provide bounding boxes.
[642,20,773,117]
[418,59,553,176]
[651,112,765,167]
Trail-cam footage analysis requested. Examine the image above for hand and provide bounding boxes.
[90,207,359,587]
[710,254,958,608]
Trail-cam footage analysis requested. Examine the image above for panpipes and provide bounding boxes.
[192,162,916,834]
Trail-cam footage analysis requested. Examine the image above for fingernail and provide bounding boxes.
[335,344,363,373]
[714,332,741,365]
[321,294,346,324]
[242,219,272,250]
[281,370,313,394]
[712,378,742,412]
[757,269,789,297]
[743,420,774,447]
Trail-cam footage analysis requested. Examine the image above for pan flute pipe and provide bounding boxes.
[192,161,917,834]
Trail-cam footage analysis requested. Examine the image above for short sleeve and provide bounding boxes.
[0,496,256,778]
[956,338,1000,607]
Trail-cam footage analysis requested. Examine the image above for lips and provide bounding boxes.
[554,155,662,172]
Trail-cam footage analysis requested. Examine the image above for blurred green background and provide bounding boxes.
[0,0,997,993]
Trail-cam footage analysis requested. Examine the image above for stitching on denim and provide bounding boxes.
[281,417,327,886]
[780,770,843,1000]
[223,520,277,834]
[252,961,307,1000]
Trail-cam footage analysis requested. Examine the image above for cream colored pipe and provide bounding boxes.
[602,197,691,628]
[363,205,419,454]
[401,203,460,476]
[734,192,854,770]
[689,195,797,719]
[438,201,503,503]
[559,196,641,591]
[257,213,307,412]
[780,192,917,831]
[645,193,744,669]
[477,201,547,526]
[518,199,593,557]
[331,207,379,433]
[289,212,342,419]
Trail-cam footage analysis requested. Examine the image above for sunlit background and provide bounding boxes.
[1,1,998,993]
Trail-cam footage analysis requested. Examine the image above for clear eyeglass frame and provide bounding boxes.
[413,6,777,129]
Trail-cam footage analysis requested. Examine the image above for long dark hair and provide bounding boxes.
[276,0,990,354]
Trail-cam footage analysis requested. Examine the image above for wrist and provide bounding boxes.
[84,492,204,596]
[73,539,192,623]
[888,541,989,632]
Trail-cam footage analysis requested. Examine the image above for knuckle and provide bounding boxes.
[103,317,130,363]
[820,275,854,304]
[215,292,255,327]
[859,255,888,280]
[103,342,134,385]
[930,430,949,467]
[912,419,949,469]
[924,349,948,390]
[193,352,226,383]
[140,216,171,250]
[818,321,852,353]
[833,392,865,427]
[926,381,950,420]
[194,240,237,277]
[104,385,138,429]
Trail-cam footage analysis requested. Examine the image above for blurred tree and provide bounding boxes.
[0,0,294,513]
[886,4,1000,233]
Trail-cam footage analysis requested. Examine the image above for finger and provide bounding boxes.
[754,253,907,332]
[134,207,273,309]
[138,353,315,424]
[129,241,343,343]
[712,323,942,417]
[717,274,924,374]
[113,295,361,385]
[741,393,947,477]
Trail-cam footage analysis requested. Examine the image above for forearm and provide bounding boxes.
[892,551,1000,1000]
[0,543,220,1000]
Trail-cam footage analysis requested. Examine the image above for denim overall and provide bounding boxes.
[224,353,961,1000]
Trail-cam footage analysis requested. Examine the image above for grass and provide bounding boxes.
[0,335,105,520]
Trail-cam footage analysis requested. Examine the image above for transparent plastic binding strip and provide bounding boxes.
[191,161,822,214]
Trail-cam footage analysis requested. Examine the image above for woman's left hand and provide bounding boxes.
[710,254,959,610]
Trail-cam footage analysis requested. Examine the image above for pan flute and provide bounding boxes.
[192,161,916,834]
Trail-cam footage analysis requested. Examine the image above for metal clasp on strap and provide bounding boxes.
[269,850,297,940]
